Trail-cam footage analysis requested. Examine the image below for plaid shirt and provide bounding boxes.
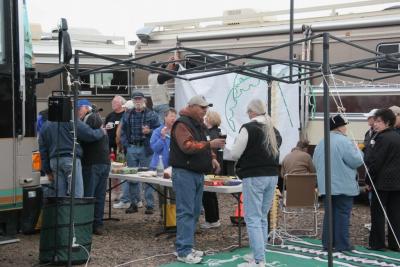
[120,108,160,149]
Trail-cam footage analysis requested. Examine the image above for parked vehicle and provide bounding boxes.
[133,0,400,144]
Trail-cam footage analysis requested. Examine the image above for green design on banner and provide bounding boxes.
[224,68,268,132]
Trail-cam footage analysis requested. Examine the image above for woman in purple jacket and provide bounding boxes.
[149,108,177,214]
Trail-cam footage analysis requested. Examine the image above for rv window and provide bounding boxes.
[0,1,4,64]
[185,54,227,70]
[95,71,129,96]
[377,43,400,72]
[72,69,130,96]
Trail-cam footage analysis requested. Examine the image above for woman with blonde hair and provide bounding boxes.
[201,110,223,229]
[231,99,282,267]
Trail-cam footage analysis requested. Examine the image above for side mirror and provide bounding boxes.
[58,18,72,64]
[58,18,68,31]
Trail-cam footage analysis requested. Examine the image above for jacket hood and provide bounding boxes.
[179,107,204,124]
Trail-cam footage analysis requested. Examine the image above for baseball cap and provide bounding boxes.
[330,114,348,131]
[363,108,378,118]
[77,99,92,108]
[131,91,145,99]
[389,105,400,116]
[188,95,213,107]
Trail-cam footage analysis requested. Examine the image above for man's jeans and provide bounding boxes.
[153,104,170,124]
[322,195,353,251]
[49,157,84,198]
[242,176,278,263]
[120,145,153,208]
[83,164,110,227]
[172,168,204,257]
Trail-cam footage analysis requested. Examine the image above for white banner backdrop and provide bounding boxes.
[175,65,299,162]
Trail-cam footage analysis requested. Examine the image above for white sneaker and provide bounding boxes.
[137,201,143,208]
[200,220,221,229]
[237,260,266,267]
[192,249,204,257]
[243,253,254,262]
[177,252,202,264]
[173,249,204,257]
[113,201,130,209]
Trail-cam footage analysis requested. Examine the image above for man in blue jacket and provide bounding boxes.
[39,116,106,198]
[313,114,363,252]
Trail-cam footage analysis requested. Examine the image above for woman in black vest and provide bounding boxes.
[231,99,282,266]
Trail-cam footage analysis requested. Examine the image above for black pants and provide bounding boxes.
[369,190,400,250]
[202,192,219,223]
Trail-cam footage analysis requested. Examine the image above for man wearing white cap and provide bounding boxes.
[363,109,378,153]
[363,109,378,206]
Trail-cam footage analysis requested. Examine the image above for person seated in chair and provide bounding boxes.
[281,140,315,177]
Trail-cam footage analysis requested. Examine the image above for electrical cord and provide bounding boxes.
[113,252,175,267]
[113,243,240,267]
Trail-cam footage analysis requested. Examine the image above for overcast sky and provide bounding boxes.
[27,0,399,41]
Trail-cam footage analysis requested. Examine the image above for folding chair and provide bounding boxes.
[282,173,318,237]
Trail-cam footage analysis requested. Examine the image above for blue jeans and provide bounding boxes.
[242,176,278,263]
[49,157,83,197]
[83,164,110,227]
[153,104,170,124]
[172,168,204,257]
[120,145,153,207]
[322,195,353,251]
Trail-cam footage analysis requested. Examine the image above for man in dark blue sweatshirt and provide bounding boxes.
[39,114,105,198]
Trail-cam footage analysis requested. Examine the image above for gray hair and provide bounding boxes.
[113,95,126,105]
[247,99,279,157]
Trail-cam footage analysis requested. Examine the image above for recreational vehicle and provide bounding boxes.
[0,0,74,238]
[32,26,135,115]
[133,0,400,145]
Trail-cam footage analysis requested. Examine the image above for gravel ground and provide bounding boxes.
[0,193,371,267]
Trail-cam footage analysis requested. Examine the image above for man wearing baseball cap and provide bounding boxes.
[117,91,160,214]
[363,109,378,153]
[77,98,110,235]
[169,95,224,264]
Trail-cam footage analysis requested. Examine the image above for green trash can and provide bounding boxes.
[39,197,95,265]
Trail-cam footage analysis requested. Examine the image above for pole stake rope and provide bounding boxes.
[320,69,400,250]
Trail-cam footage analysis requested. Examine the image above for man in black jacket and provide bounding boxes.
[78,99,110,235]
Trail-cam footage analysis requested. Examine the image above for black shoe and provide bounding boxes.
[145,207,154,215]
[387,246,400,252]
[93,225,104,235]
[334,246,354,252]
[367,246,386,251]
[125,204,138,214]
